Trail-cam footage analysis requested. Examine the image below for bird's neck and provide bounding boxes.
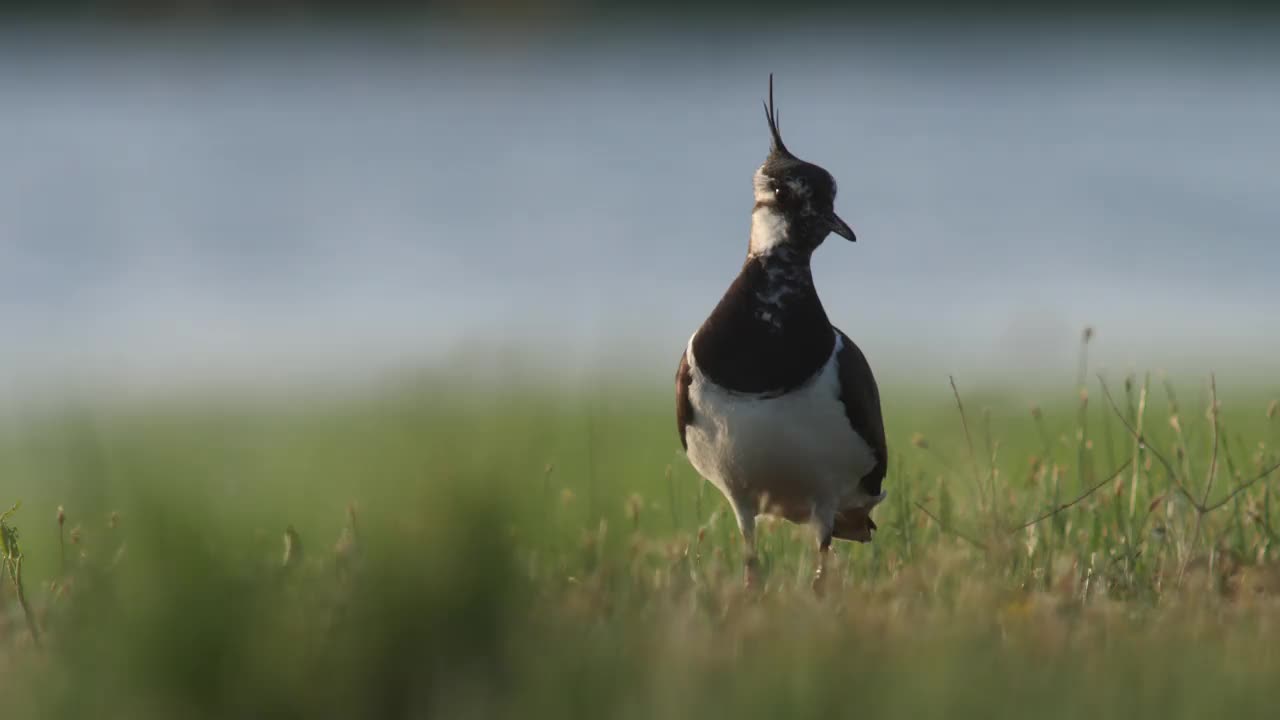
[744,245,819,317]
[748,202,788,256]
[690,242,833,395]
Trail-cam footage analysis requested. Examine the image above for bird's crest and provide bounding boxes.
[763,73,790,157]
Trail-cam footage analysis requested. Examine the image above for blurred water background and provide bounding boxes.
[2,10,1278,401]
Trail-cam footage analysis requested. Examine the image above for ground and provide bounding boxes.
[1,367,1279,719]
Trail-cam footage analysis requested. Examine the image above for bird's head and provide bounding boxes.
[749,75,855,257]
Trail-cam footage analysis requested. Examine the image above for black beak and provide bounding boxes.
[828,212,856,242]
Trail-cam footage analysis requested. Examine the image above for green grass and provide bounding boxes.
[2,366,1280,719]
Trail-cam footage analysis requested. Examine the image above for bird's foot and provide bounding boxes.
[811,541,832,597]
[743,556,761,591]
[811,565,828,597]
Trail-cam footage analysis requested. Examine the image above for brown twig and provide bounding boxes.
[1180,376,1222,583]
[1103,373,1276,518]
[1202,459,1280,513]
[983,409,1004,530]
[1,504,40,646]
[1010,459,1133,533]
[1127,373,1149,519]
[914,501,987,551]
[1103,374,1280,588]
[1200,375,1222,508]
[11,555,39,645]
[949,376,987,507]
[1097,375,1199,506]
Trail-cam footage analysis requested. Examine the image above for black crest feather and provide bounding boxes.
[763,73,789,156]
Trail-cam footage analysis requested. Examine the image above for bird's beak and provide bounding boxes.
[827,212,857,242]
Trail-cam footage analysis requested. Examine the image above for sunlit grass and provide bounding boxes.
[2,357,1280,718]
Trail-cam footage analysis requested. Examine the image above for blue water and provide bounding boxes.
[2,26,1277,396]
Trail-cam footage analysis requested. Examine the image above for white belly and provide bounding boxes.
[683,337,876,521]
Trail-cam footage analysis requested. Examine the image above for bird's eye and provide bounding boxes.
[773,184,787,201]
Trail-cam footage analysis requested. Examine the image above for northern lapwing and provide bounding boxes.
[675,76,887,590]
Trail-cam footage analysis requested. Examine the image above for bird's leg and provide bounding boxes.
[732,500,760,590]
[811,504,836,595]
[744,548,761,590]
[741,523,761,591]
[812,531,833,595]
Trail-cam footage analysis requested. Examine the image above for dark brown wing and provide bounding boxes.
[675,349,694,450]
[834,329,886,493]
[831,329,887,542]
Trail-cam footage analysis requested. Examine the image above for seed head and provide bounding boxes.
[1268,400,1277,420]
[625,493,645,526]
[1082,326,1095,343]
[56,506,65,527]
[911,432,929,449]
[282,525,303,570]
[1205,402,1220,421]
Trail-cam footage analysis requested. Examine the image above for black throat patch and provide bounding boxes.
[691,246,835,395]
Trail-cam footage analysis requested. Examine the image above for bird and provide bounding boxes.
[675,75,887,591]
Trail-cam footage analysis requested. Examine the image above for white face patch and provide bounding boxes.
[749,203,788,256]
[752,168,774,204]
[750,168,789,256]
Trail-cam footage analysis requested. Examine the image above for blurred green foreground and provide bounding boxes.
[2,370,1280,719]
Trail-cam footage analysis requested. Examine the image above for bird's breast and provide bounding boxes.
[683,343,877,516]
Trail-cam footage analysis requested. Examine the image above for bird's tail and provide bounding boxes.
[831,492,886,543]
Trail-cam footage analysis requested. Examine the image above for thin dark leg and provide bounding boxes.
[744,552,761,590]
[732,500,760,590]
[811,530,833,595]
